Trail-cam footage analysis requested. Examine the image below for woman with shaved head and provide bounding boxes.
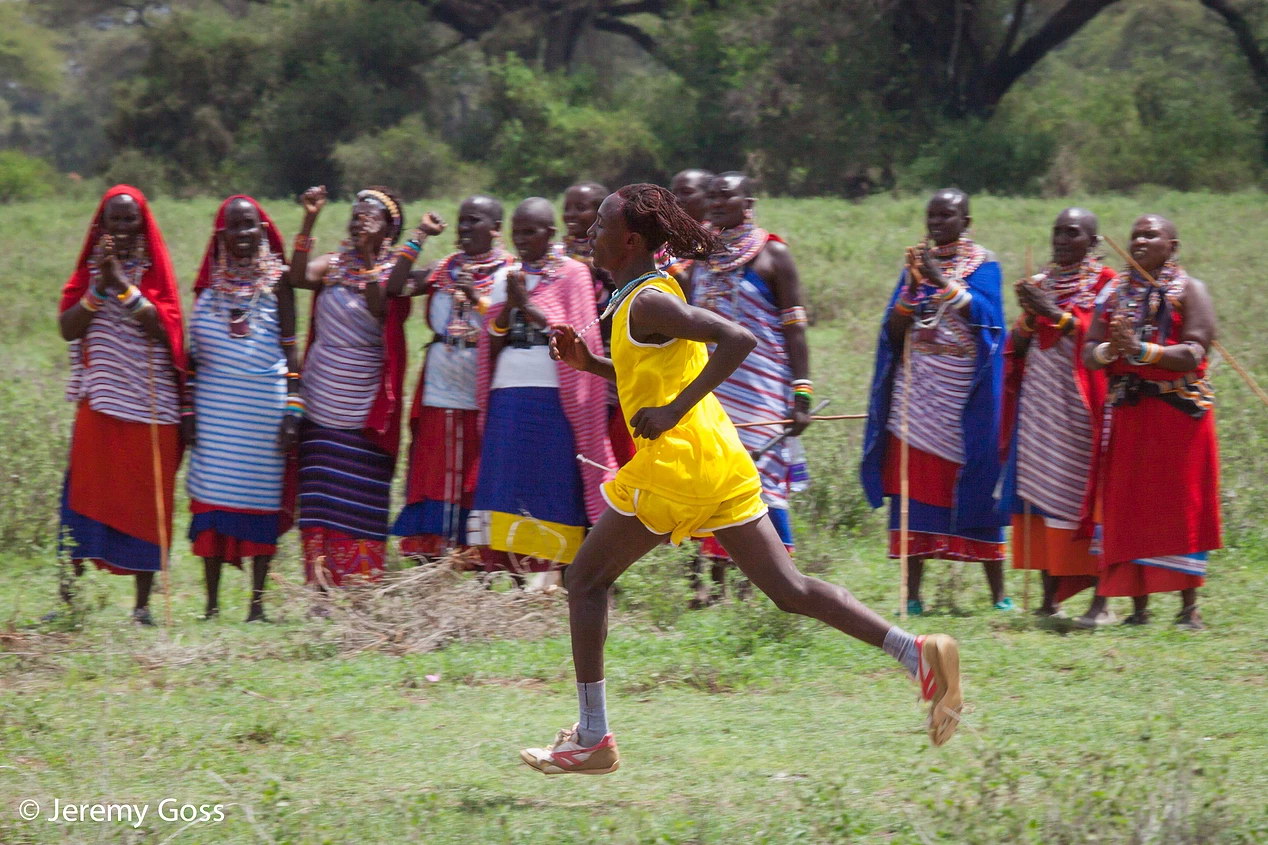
[861,188,1011,615]
[471,198,614,576]
[1001,208,1115,625]
[389,194,513,558]
[1083,214,1221,630]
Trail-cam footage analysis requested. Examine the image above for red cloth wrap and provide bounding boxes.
[59,184,186,377]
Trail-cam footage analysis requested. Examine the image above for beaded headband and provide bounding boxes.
[356,189,403,234]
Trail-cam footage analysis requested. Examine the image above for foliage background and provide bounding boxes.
[3,0,1268,200]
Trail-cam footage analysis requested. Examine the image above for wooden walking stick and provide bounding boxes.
[899,327,912,620]
[1104,234,1268,409]
[733,413,866,429]
[148,342,173,629]
[1021,245,1033,614]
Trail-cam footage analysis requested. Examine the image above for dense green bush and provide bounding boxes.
[333,115,485,200]
[0,150,56,202]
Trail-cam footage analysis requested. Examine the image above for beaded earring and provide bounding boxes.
[743,206,754,222]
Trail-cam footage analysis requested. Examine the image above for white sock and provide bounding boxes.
[576,680,608,747]
[883,627,920,676]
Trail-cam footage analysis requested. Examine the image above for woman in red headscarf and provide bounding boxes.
[58,185,185,626]
[186,196,298,622]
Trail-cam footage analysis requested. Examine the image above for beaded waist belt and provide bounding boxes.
[1111,371,1213,419]
[431,334,478,349]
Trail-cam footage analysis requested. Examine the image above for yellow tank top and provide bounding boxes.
[610,272,760,505]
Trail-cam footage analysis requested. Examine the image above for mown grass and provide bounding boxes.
[1,193,1266,843]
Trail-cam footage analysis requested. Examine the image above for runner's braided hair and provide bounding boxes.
[616,183,721,260]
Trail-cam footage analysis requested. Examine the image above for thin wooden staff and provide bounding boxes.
[899,326,912,620]
[148,342,173,629]
[1021,245,1033,615]
[733,413,866,429]
[1103,234,1268,408]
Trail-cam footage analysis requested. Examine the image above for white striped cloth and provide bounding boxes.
[887,309,976,464]
[303,285,383,430]
[65,298,180,424]
[186,288,287,511]
[1015,334,1093,523]
[689,264,808,509]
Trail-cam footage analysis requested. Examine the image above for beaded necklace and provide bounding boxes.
[211,240,285,338]
[1114,261,1186,344]
[698,223,769,312]
[327,238,393,291]
[1042,256,1100,311]
[563,235,595,264]
[520,243,566,280]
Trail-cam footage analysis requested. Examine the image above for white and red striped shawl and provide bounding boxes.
[476,254,615,523]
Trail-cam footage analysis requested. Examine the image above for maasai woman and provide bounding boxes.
[670,168,713,226]
[58,185,185,625]
[1001,208,1114,626]
[390,195,512,557]
[287,185,411,586]
[1083,215,1220,630]
[564,181,635,466]
[471,198,614,576]
[689,173,811,580]
[860,189,1010,616]
[520,184,961,776]
[186,196,297,622]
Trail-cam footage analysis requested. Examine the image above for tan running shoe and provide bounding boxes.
[915,634,962,746]
[520,724,620,775]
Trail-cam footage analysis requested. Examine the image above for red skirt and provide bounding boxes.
[66,403,180,574]
[404,406,479,507]
[1100,401,1220,565]
[1097,561,1203,597]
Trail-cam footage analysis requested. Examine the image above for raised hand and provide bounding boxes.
[299,185,327,217]
[417,212,446,238]
[95,237,127,295]
[549,324,594,373]
[1016,280,1060,321]
[919,245,946,288]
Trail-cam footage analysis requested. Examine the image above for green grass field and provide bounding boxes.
[1,193,1266,843]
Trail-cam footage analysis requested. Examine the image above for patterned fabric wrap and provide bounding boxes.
[1000,263,1114,526]
[298,421,394,543]
[477,251,615,523]
[186,287,287,511]
[303,282,385,429]
[861,241,1007,534]
[690,261,808,510]
[65,293,181,424]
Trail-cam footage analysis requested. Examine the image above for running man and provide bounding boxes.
[519,184,963,775]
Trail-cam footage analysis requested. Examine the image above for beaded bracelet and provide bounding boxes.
[488,319,509,337]
[181,405,195,418]
[792,378,814,403]
[939,282,972,310]
[80,293,101,312]
[293,234,316,253]
[397,240,422,263]
[1133,342,1164,365]
[1093,342,1117,366]
[117,286,146,314]
[280,335,298,348]
[284,396,306,418]
[285,371,301,381]
[894,297,916,317]
[780,305,808,327]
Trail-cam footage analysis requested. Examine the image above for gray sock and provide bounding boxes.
[576,680,608,747]
[883,627,920,676]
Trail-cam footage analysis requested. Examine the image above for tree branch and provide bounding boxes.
[592,15,659,55]
[1199,0,1268,94]
[979,0,1124,110]
[997,0,1029,65]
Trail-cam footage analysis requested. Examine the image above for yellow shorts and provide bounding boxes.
[601,479,767,546]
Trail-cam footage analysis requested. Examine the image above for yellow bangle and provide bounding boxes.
[476,296,491,316]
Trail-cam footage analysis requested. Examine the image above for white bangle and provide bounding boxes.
[1093,342,1117,365]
